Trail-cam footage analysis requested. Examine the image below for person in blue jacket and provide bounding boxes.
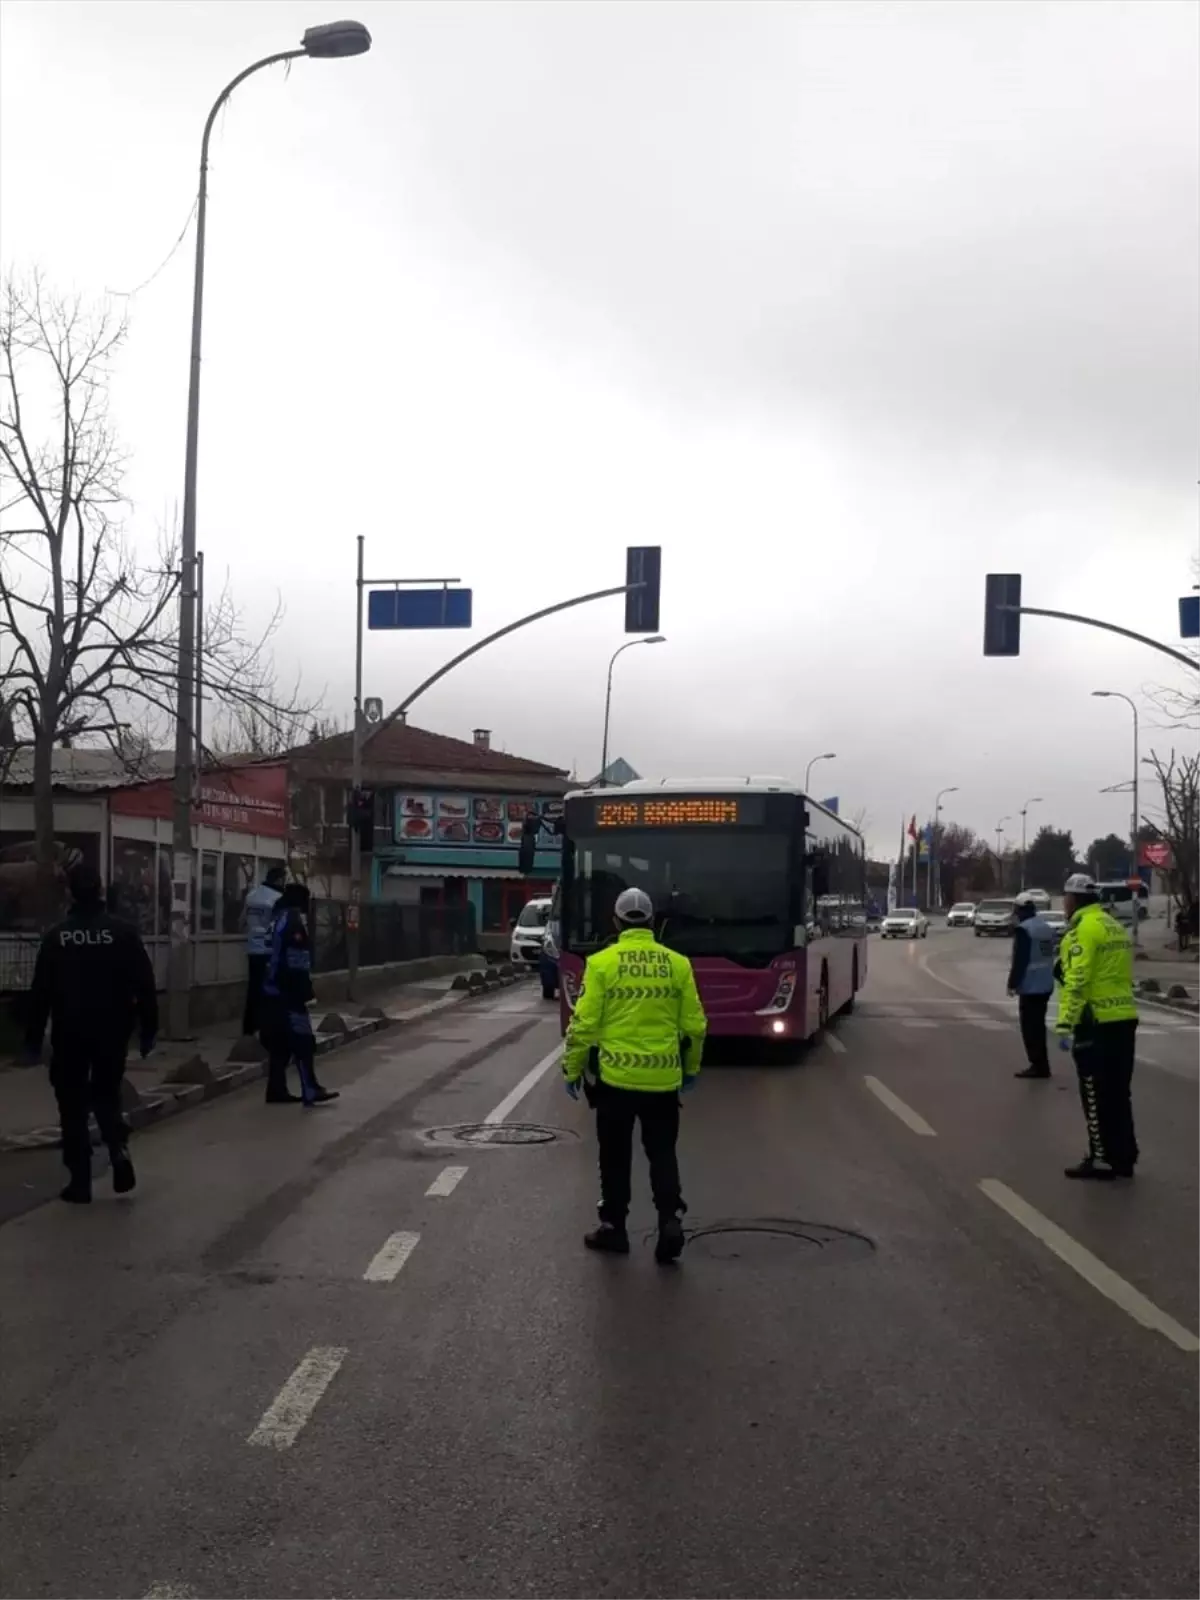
[260,881,338,1107]
[1007,892,1057,1079]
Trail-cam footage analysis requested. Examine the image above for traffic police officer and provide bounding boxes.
[562,886,707,1263]
[260,880,339,1107]
[24,863,158,1203]
[1007,892,1057,1078]
[1055,873,1139,1180]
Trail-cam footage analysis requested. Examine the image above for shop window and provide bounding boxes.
[198,851,219,933]
[110,838,157,936]
[223,853,256,935]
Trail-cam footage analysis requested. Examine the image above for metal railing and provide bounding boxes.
[310,899,476,974]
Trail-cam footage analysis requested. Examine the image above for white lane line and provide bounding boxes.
[426,1164,468,1197]
[900,1019,938,1030]
[483,1044,563,1125]
[247,1346,347,1450]
[863,1075,937,1137]
[144,1585,197,1598]
[363,1230,421,1283]
[970,1019,1008,1032]
[979,1180,1200,1355]
[824,1032,847,1055]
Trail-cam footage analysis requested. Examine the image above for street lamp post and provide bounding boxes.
[1019,796,1043,890]
[599,636,665,784]
[1092,690,1141,947]
[167,21,372,1038]
[928,785,958,909]
[995,816,1011,892]
[804,752,836,793]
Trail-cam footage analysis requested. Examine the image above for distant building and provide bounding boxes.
[588,757,641,788]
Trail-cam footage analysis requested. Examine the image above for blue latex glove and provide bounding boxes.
[564,1080,580,1100]
[1057,1034,1073,1054]
[139,1034,157,1060]
[680,1075,698,1095]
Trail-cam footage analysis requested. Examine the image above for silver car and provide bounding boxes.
[974,898,1016,937]
[881,907,929,939]
[946,902,976,927]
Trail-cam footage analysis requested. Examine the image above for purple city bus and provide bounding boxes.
[554,779,867,1043]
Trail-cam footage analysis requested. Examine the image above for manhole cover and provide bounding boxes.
[657,1218,875,1264]
[420,1122,572,1148]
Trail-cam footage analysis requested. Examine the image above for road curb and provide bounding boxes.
[0,983,495,1155]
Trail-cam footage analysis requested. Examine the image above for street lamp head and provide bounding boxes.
[302,20,372,57]
[1092,690,1113,700]
[820,752,837,761]
[645,635,666,645]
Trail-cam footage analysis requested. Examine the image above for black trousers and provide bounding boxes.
[242,954,268,1036]
[1017,992,1051,1074]
[594,1082,683,1226]
[51,1044,129,1186]
[260,1002,320,1102]
[1073,1019,1139,1173]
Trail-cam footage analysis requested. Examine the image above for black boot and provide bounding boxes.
[110,1146,136,1194]
[655,1215,685,1264]
[584,1222,630,1254]
[1014,1067,1050,1079]
[1064,1155,1123,1181]
[60,1179,91,1204]
[265,1089,302,1104]
[303,1086,340,1107]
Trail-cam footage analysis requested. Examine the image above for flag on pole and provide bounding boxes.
[907,814,919,841]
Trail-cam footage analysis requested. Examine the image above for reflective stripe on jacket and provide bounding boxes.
[1055,902,1138,1034]
[562,928,708,1092]
[1012,914,1057,995]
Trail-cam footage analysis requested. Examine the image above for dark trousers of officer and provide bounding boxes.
[1073,1019,1139,1173]
[1017,992,1051,1074]
[260,1001,319,1103]
[51,1044,128,1185]
[594,1081,683,1226]
[242,954,268,1036]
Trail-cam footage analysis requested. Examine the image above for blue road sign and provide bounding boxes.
[1180,596,1199,640]
[368,588,473,630]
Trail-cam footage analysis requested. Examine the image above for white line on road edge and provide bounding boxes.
[483,1044,563,1126]
[863,1076,937,1137]
[979,1179,1200,1355]
[363,1230,421,1283]
[824,1033,847,1055]
[426,1164,468,1197]
[247,1346,347,1450]
[144,1585,197,1598]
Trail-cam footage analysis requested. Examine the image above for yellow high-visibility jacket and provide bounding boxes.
[562,928,707,1092]
[1055,902,1138,1035]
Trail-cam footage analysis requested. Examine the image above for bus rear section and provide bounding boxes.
[554,782,866,1045]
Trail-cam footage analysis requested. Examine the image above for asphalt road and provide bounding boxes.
[1,935,1196,1600]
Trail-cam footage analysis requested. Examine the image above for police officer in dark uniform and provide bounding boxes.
[25,863,158,1203]
[259,881,339,1107]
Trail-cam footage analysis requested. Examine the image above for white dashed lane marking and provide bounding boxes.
[862,1076,938,1137]
[979,1180,1200,1355]
[426,1165,468,1197]
[363,1231,421,1283]
[483,1045,563,1125]
[247,1346,347,1450]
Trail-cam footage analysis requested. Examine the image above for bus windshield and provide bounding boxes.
[566,830,792,966]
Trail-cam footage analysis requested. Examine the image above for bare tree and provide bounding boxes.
[0,272,313,916]
[1144,748,1199,914]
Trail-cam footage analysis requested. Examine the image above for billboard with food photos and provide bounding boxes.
[393,793,562,851]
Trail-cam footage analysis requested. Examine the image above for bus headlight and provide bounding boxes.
[756,969,797,1014]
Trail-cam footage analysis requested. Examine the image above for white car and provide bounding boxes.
[974,898,1016,937]
[881,907,929,939]
[1043,908,1067,934]
[509,896,553,968]
[946,902,976,927]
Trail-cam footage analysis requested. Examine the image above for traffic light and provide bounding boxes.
[983,573,1022,656]
[347,787,375,853]
[625,546,661,633]
[1180,596,1199,640]
[517,813,540,875]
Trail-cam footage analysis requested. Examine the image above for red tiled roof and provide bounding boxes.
[293,721,568,781]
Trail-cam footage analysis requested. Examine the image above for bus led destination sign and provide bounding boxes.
[594,796,764,828]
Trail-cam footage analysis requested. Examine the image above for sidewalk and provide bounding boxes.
[0,965,519,1154]
[1132,917,1198,1008]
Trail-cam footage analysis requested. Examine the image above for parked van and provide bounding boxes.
[1095,880,1149,925]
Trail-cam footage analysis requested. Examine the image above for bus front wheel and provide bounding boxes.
[839,955,858,1016]
[817,968,830,1033]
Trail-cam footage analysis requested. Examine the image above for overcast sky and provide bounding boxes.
[2,0,1196,859]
